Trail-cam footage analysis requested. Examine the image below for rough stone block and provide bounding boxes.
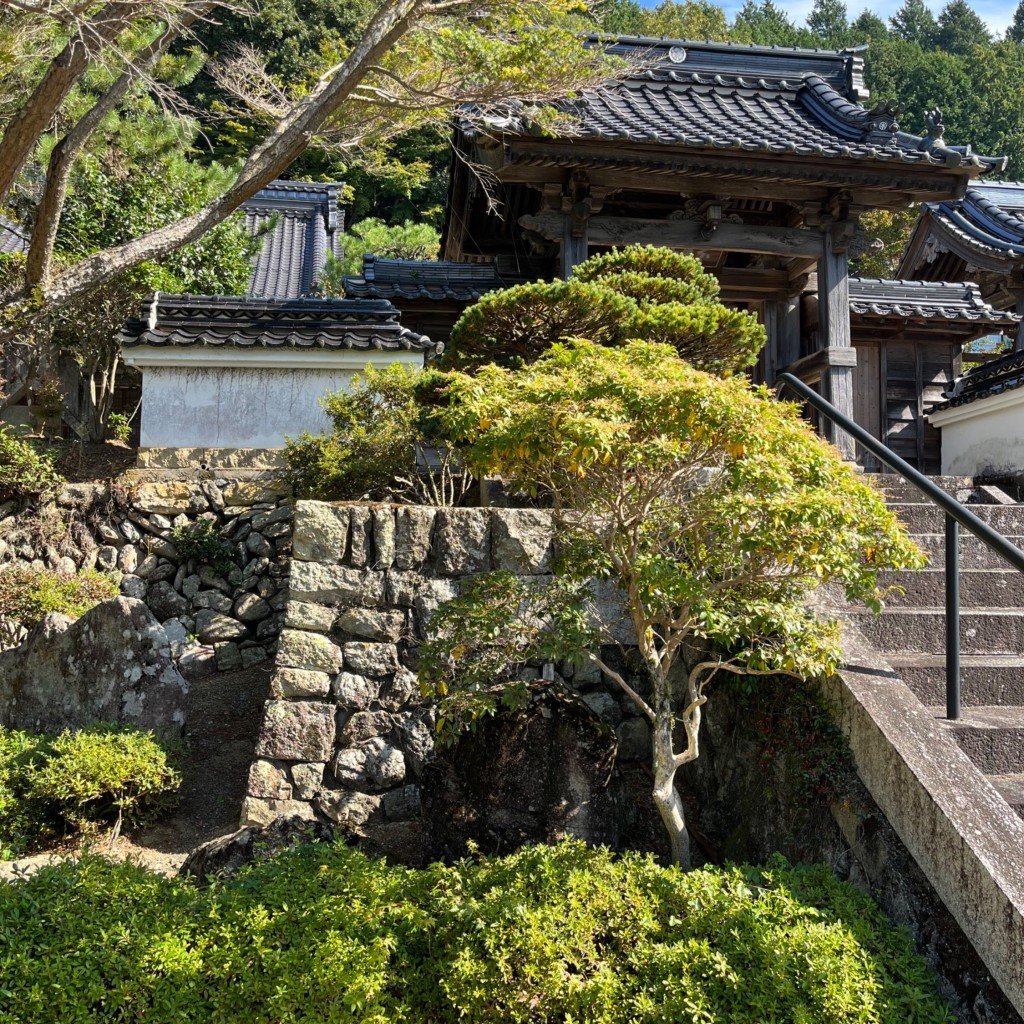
[240,796,317,827]
[316,789,380,827]
[616,718,650,761]
[413,579,460,634]
[343,642,399,677]
[331,737,406,791]
[215,642,243,672]
[247,759,293,800]
[293,502,349,563]
[491,509,554,574]
[379,666,420,711]
[349,507,372,567]
[581,691,623,727]
[134,481,205,515]
[284,601,335,633]
[234,593,272,622]
[277,629,343,674]
[193,590,233,613]
[290,762,325,800]
[336,608,405,643]
[372,508,396,569]
[383,784,421,822]
[255,700,336,762]
[332,672,378,710]
[273,667,332,698]
[289,562,384,607]
[394,507,435,570]
[339,710,394,745]
[396,710,435,779]
[195,608,248,643]
[433,508,491,575]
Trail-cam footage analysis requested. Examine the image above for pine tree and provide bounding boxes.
[849,9,889,41]
[1008,0,1024,43]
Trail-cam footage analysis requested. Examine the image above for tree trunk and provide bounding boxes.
[651,678,691,868]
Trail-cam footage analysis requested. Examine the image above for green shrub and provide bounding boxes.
[0,840,950,1023]
[284,365,469,504]
[0,566,120,649]
[0,425,64,503]
[443,244,766,376]
[0,724,180,858]
[170,518,234,576]
[106,411,132,444]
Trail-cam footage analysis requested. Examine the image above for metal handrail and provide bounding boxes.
[776,372,1024,721]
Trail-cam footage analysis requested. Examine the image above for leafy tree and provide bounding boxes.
[0,0,618,327]
[422,338,924,865]
[849,9,890,42]
[598,0,646,34]
[731,0,801,45]
[852,208,919,278]
[888,0,938,47]
[935,0,990,54]
[806,0,849,46]
[443,244,765,375]
[636,0,731,41]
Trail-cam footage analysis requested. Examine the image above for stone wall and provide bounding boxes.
[0,477,292,678]
[241,501,653,838]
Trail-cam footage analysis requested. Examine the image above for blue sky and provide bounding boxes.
[639,0,1016,38]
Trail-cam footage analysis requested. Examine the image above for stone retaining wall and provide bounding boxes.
[241,501,652,831]
[0,477,291,677]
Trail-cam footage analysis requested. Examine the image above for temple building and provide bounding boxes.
[345,36,1014,471]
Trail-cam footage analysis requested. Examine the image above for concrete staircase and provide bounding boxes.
[847,475,1024,823]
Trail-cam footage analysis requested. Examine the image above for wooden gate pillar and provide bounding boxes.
[817,228,856,459]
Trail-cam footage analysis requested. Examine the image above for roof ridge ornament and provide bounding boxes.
[920,108,946,152]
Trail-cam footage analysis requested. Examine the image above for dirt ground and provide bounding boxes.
[50,440,137,483]
[1,663,273,881]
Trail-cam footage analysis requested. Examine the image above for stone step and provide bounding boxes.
[889,503,1024,536]
[850,608,1024,656]
[925,707,1024,774]
[986,773,1024,822]
[876,569,1024,608]
[868,475,975,502]
[887,654,1024,706]
[909,533,1024,571]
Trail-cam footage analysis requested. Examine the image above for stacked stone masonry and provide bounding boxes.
[0,478,292,676]
[243,502,651,829]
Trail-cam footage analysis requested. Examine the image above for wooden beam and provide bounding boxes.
[520,212,823,259]
[817,228,855,459]
[715,268,790,294]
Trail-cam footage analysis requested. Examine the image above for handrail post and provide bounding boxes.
[945,514,961,721]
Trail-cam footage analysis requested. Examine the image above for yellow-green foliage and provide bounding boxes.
[0,426,63,503]
[0,725,180,858]
[0,567,119,649]
[0,840,949,1023]
[437,338,925,681]
[443,245,766,376]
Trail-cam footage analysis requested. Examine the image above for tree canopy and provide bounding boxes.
[422,338,924,865]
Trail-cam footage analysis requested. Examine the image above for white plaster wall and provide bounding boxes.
[929,389,1024,478]
[139,357,422,449]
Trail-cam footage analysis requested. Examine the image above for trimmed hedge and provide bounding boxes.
[0,840,950,1023]
[0,724,180,858]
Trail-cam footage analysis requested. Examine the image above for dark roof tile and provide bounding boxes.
[930,347,1024,412]
[115,294,434,352]
[849,278,1020,324]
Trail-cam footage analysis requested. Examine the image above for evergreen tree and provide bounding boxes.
[599,0,646,35]
[849,9,889,42]
[806,0,849,46]
[638,0,730,41]
[889,0,938,47]
[1007,0,1024,43]
[732,0,800,45]
[935,0,991,54]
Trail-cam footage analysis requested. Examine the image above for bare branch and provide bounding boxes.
[587,651,655,723]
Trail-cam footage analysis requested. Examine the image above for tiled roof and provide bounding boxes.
[930,347,1024,412]
[115,294,433,352]
[241,181,344,299]
[0,216,27,255]
[914,182,1024,262]
[848,279,1020,323]
[468,37,1005,174]
[343,255,533,301]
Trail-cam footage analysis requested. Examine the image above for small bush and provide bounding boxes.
[0,566,120,650]
[170,518,234,576]
[0,724,180,858]
[285,365,469,504]
[0,425,64,503]
[106,411,132,444]
[0,840,949,1023]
